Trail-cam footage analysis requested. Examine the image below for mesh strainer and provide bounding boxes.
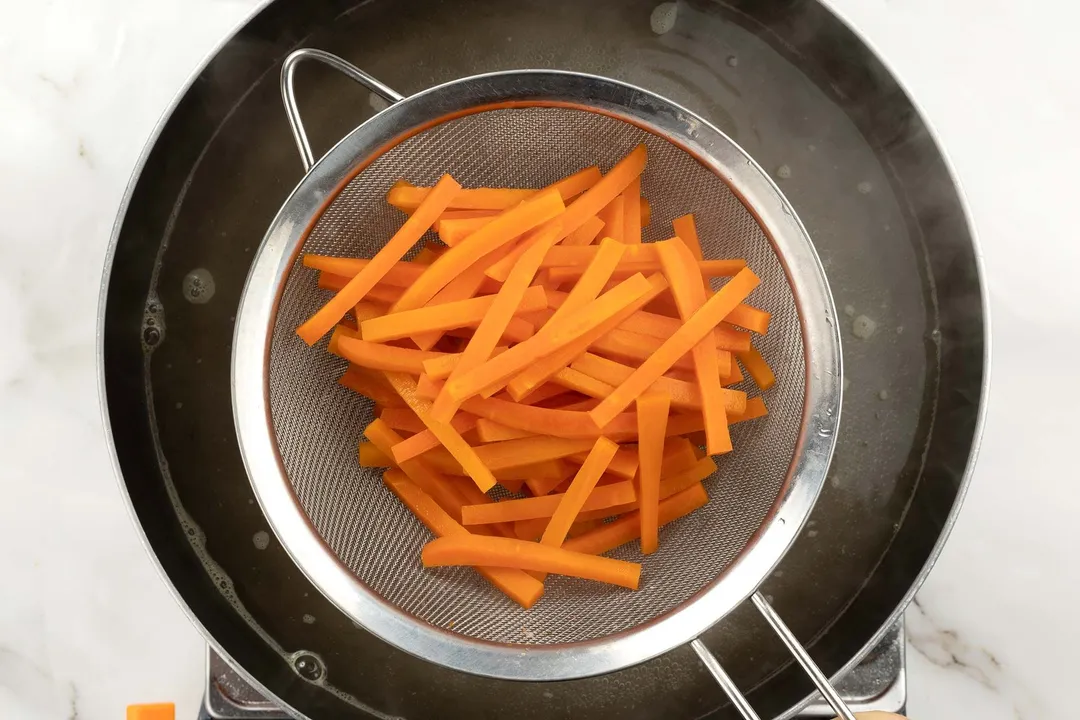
[232,49,846,719]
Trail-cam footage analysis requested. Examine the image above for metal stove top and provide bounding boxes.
[198,621,905,719]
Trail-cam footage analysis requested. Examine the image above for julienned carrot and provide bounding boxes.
[364,419,470,523]
[658,238,732,455]
[736,343,777,390]
[503,273,670,401]
[514,517,601,541]
[391,413,479,465]
[545,258,746,284]
[304,255,427,286]
[588,326,720,373]
[730,396,768,423]
[569,352,747,414]
[335,333,446,375]
[726,304,772,335]
[590,267,761,428]
[525,472,572,498]
[671,213,704,262]
[484,145,648,282]
[383,371,496,492]
[472,436,596,470]
[391,189,565,313]
[461,480,637,525]
[384,475,544,607]
[567,446,638,480]
[574,455,717,521]
[358,441,393,467]
[661,438,700,476]
[516,383,574,406]
[360,285,547,343]
[430,224,564,422]
[388,185,534,212]
[561,215,606,247]
[599,194,625,244]
[564,483,709,557]
[539,243,674,268]
[460,395,634,440]
[297,174,461,345]
[338,365,406,408]
[447,273,654,402]
[444,475,518,539]
[422,534,641,590]
[551,367,615,399]
[621,176,642,244]
[438,216,495,246]
[318,273,405,296]
[636,392,670,554]
[354,302,386,324]
[474,418,535,443]
[422,346,508,380]
[541,437,619,549]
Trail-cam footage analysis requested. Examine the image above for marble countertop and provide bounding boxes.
[1,0,1076,718]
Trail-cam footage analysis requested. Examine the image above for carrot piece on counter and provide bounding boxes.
[541,437,620,559]
[461,481,637,525]
[589,267,761,428]
[658,238,732,455]
[383,474,544,607]
[598,194,625,244]
[448,273,655,402]
[358,441,394,467]
[484,145,648,282]
[671,213,704,262]
[334,333,446,375]
[636,392,670,554]
[360,285,547,343]
[297,174,461,344]
[303,255,427,286]
[736,343,777,390]
[561,215,606,247]
[730,396,768,423]
[422,534,641,589]
[430,224,563,422]
[383,371,496,492]
[388,185,534,212]
[391,188,565,313]
[726,304,772,335]
[621,176,642,244]
[474,418,535,443]
[564,483,709,557]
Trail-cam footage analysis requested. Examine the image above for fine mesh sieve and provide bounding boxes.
[233,49,845,716]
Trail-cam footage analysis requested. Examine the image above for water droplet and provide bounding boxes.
[302,613,316,624]
[896,325,904,335]
[878,389,889,401]
[649,2,678,34]
[857,181,872,194]
[183,268,216,304]
[843,304,855,317]
[776,164,792,179]
[807,529,819,538]
[726,55,739,67]
[142,326,161,346]
[252,531,270,550]
[852,315,877,339]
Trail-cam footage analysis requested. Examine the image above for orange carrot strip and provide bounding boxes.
[517,383,574,406]
[358,441,393,467]
[541,437,619,553]
[422,346,508,381]
[297,175,460,344]
[436,209,500,222]
[599,194,625,243]
[726,304,772,334]
[430,224,563,422]
[658,238,732,455]
[736,343,777,391]
[449,273,654,402]
[590,267,761,428]
[484,145,648,282]
[438,216,495,246]
[412,243,442,265]
[524,472,573,498]
[575,455,717,521]
[566,445,638,480]
[546,258,746,284]
[391,413,479,465]
[383,372,496,492]
[361,285,547,343]
[564,483,709,557]
[636,393,670,554]
[551,367,615,399]
[338,365,407,407]
[422,534,640,589]
[334,333,445,375]
[304,255,427,286]
[587,326,709,373]
[661,438,699,475]
[365,419,470,522]
[383,474,543,607]
[474,419,535,443]
[461,481,637,525]
[561,215,606,247]
[514,517,600,541]
[388,186,534,212]
[730,396,768,423]
[550,166,604,201]
[640,197,652,226]
[621,177,642,244]
[671,213,704,262]
[354,301,387,323]
[391,189,565,313]
[445,476,517,539]
[420,439,592,474]
[414,373,441,400]
[459,395,634,440]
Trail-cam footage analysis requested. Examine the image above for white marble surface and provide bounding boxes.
[0,0,1076,718]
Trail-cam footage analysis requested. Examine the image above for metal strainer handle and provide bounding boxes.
[280,48,406,171]
[272,49,854,720]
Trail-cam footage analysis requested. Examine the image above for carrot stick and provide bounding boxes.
[640,197,652,226]
[658,238,732,455]
[456,436,597,471]
[390,189,565,313]
[334,333,446,374]
[730,396,768,423]
[421,346,508,381]
[422,534,640,589]
[414,373,441,401]
[566,446,638,479]
[551,367,615,399]
[545,258,746,284]
[388,186,534,212]
[438,216,495,246]
[383,474,544,607]
[297,175,460,344]
[383,371,496,492]
[303,255,427,286]
[524,472,572,498]
[636,393,669,554]
[541,437,619,547]
[436,209,500,222]
[574,455,717,521]
[474,418,535,443]
[561,215,606,247]
[412,243,443,264]
[514,517,600,541]
[726,304,772,334]
[590,267,761,428]
[671,213,704,262]
[460,395,635,440]
[445,476,518,539]
[736,343,777,390]
[447,273,655,402]
[391,413,479,465]
[599,194,625,244]
[484,145,648,282]
[549,165,604,201]
[564,483,709,557]
[360,285,547,343]
[354,302,387,324]
[461,481,637,525]
[661,438,700,475]
[338,365,406,407]
[517,383,574,406]
[430,224,563,422]
[545,237,626,324]
[358,441,394,467]
[621,176,642,244]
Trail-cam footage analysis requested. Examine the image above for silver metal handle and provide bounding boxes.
[693,592,856,720]
[280,48,406,172]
